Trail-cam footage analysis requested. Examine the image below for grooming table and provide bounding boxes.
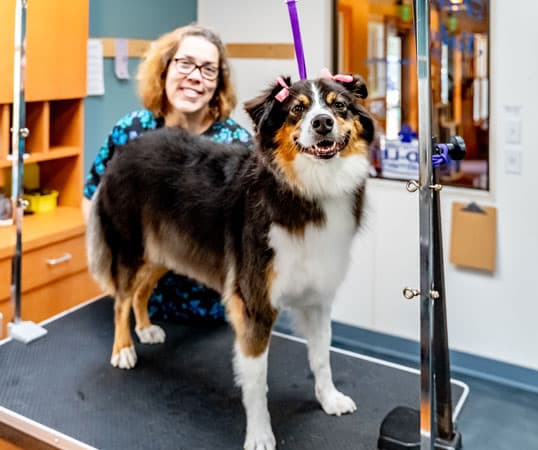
[0,297,468,449]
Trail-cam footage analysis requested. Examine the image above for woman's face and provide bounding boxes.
[164,35,220,117]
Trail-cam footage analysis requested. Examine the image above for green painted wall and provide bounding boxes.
[84,0,197,175]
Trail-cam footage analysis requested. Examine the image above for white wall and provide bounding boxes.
[198,0,334,129]
[199,0,538,371]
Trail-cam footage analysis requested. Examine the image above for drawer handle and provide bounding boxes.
[46,253,73,266]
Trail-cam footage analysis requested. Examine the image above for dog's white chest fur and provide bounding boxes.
[268,196,356,308]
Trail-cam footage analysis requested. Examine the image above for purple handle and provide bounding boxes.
[432,143,449,167]
[286,0,307,80]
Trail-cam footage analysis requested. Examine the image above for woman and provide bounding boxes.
[83,24,253,323]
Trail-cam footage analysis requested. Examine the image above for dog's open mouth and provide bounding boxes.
[300,135,349,159]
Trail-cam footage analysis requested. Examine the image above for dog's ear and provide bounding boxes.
[340,75,368,101]
[329,74,374,144]
[333,74,374,143]
[244,76,292,128]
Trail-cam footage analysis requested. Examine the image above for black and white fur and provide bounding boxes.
[87,75,374,450]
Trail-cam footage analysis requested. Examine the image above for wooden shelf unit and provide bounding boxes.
[0,98,84,197]
[0,0,101,338]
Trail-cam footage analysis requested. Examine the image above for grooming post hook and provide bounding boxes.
[406,180,420,193]
[403,287,420,300]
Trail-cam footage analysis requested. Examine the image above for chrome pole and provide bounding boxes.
[10,0,28,324]
[412,0,435,449]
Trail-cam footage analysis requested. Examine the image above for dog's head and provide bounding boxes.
[244,74,375,198]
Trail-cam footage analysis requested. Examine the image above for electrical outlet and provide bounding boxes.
[505,150,522,175]
[505,119,522,144]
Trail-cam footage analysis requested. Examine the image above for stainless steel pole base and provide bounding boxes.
[8,321,48,344]
[378,406,462,450]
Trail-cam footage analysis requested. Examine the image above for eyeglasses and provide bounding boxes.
[172,58,219,81]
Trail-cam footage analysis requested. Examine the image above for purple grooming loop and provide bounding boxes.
[285,0,307,80]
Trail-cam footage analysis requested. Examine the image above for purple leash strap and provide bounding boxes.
[432,143,449,167]
[286,0,307,80]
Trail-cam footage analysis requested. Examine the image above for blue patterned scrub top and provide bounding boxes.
[84,109,253,322]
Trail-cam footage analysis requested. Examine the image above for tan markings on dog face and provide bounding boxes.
[226,292,277,358]
[338,117,369,158]
[274,123,301,185]
[326,91,337,105]
[295,94,310,107]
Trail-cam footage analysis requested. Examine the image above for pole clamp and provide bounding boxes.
[403,288,440,300]
[403,287,420,299]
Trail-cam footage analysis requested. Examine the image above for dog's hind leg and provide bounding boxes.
[226,293,278,450]
[132,264,168,344]
[111,294,137,369]
[292,304,357,416]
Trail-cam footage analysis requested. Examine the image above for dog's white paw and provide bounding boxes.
[317,389,357,416]
[244,430,276,450]
[110,346,137,369]
[135,324,166,344]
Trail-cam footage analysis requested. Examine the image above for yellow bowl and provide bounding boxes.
[23,190,58,213]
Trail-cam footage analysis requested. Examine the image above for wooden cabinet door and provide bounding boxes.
[0,0,88,103]
[26,0,88,101]
[0,0,16,104]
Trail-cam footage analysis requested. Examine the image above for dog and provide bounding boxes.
[86,73,374,450]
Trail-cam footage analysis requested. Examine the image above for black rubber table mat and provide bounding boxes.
[0,297,466,449]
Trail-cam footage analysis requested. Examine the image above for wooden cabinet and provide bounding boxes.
[0,208,102,338]
[0,0,101,337]
[0,0,15,104]
[0,0,88,103]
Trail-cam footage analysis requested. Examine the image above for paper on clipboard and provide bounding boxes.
[449,201,497,272]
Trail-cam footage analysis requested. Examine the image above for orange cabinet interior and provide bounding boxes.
[0,0,101,337]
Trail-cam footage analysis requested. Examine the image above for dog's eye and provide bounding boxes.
[334,101,347,112]
[292,104,305,114]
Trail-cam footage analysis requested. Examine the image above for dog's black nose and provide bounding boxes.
[311,114,334,135]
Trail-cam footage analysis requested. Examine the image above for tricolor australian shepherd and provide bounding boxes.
[87,74,374,450]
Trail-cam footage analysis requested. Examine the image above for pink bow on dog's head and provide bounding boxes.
[320,67,354,83]
[275,76,290,102]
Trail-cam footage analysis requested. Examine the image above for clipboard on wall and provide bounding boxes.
[449,201,497,272]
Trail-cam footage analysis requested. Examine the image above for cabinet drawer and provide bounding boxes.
[23,234,88,293]
[0,234,88,301]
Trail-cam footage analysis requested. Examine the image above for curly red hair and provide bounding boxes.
[137,24,236,121]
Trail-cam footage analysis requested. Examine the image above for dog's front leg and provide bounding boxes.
[293,304,357,416]
[235,345,274,450]
[227,294,276,450]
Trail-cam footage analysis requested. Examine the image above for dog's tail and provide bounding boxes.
[86,187,115,295]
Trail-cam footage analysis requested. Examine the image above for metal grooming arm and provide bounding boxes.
[377,0,465,449]
[8,0,48,343]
